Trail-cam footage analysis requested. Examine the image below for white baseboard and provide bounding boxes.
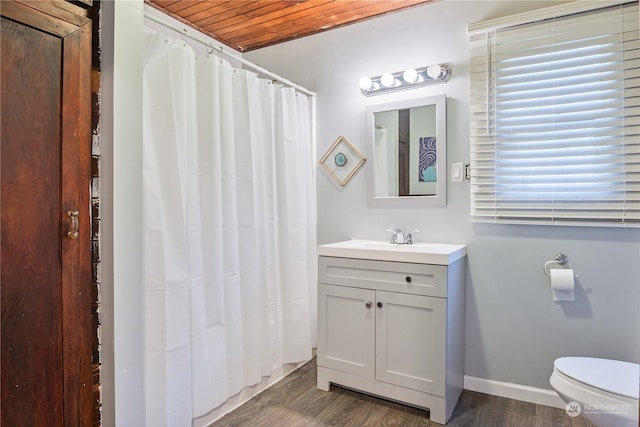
[464,375,566,409]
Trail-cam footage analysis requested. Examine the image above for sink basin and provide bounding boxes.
[318,239,466,265]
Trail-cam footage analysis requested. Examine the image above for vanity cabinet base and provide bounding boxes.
[316,255,466,425]
[317,366,460,424]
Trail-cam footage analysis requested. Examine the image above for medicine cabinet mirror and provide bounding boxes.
[365,94,446,207]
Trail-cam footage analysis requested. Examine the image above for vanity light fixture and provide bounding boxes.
[359,64,451,96]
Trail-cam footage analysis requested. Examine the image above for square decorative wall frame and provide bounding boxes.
[319,136,366,187]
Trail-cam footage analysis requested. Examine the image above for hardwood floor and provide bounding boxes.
[211,358,595,427]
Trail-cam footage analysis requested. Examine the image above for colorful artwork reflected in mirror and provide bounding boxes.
[419,136,437,183]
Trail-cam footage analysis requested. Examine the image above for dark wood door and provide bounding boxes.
[1,1,92,425]
[398,109,410,196]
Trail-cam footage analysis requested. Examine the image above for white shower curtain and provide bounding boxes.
[142,28,316,425]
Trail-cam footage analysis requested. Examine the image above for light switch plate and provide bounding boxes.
[451,162,463,182]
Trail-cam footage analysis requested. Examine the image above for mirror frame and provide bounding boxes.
[365,94,447,207]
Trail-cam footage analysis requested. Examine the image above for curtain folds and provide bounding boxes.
[143,28,316,425]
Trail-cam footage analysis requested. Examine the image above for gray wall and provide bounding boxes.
[246,0,640,390]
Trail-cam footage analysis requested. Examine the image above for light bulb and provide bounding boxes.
[403,68,418,83]
[427,64,444,79]
[359,75,373,90]
[380,73,395,88]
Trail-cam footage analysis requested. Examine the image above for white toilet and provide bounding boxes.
[550,357,639,427]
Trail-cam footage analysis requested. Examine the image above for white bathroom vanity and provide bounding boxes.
[316,239,466,424]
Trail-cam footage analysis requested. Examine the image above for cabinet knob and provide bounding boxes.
[365,301,372,309]
[405,276,412,283]
[377,302,383,308]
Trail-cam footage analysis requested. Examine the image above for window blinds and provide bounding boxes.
[469,2,640,226]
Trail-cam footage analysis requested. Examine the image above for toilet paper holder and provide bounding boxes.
[543,253,582,278]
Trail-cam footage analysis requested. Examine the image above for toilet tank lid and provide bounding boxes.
[554,357,639,400]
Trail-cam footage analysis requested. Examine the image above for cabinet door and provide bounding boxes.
[318,284,375,378]
[1,1,92,425]
[375,291,446,395]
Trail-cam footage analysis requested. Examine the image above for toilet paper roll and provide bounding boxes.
[551,268,575,302]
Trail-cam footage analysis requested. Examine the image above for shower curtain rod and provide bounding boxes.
[144,12,317,97]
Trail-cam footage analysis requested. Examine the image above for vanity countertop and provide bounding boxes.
[318,239,466,265]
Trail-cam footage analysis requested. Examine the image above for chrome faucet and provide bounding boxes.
[387,228,420,244]
[389,228,406,244]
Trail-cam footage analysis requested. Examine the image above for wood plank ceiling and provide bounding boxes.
[146,0,436,52]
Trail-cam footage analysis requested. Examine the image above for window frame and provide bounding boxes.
[468,1,640,227]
